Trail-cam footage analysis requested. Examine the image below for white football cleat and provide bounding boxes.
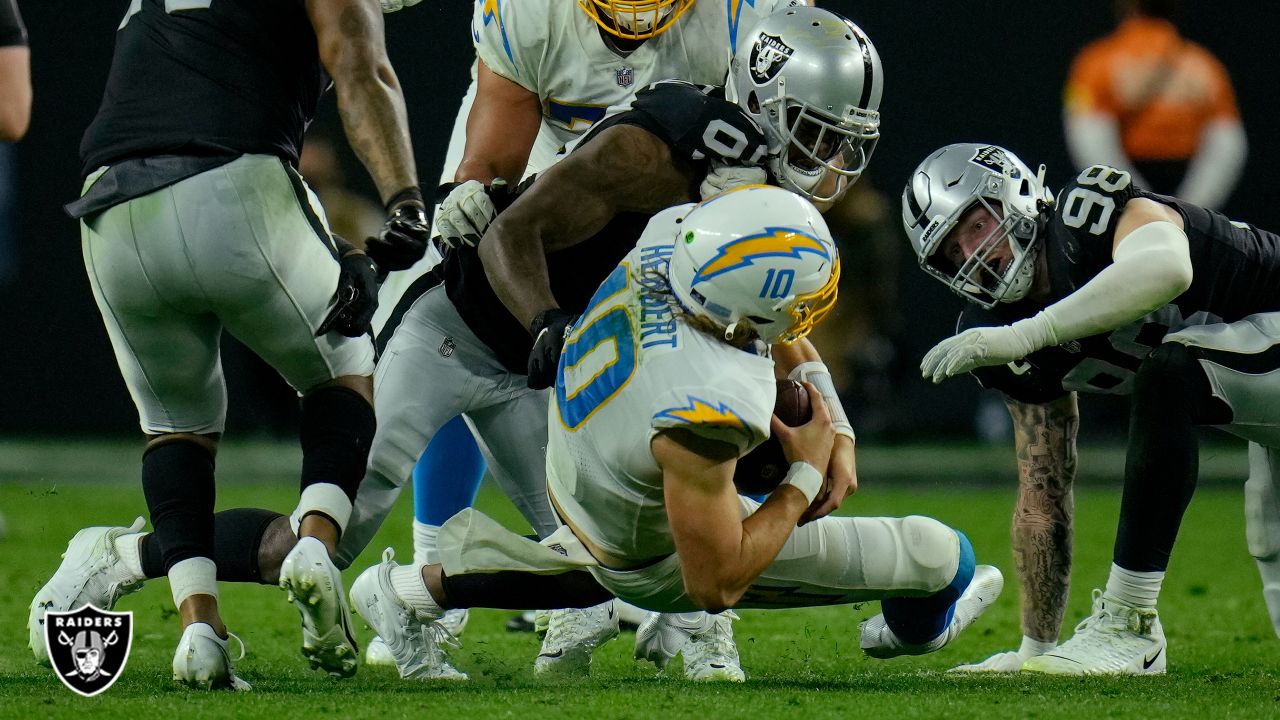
[861,564,1004,659]
[949,648,1038,673]
[172,622,251,691]
[1022,590,1166,676]
[365,636,396,667]
[28,518,146,666]
[635,610,745,681]
[279,536,359,678]
[534,601,619,676]
[614,600,649,632]
[349,549,466,681]
[680,612,745,682]
[365,609,467,668]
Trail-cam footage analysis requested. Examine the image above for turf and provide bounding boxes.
[2,439,1278,719]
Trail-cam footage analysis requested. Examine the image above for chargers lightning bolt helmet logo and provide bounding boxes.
[668,185,839,345]
[693,228,830,283]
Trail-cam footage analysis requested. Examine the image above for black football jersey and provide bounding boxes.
[79,0,325,177]
[961,164,1280,403]
[445,80,770,375]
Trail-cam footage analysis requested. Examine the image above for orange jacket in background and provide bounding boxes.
[1064,16,1239,162]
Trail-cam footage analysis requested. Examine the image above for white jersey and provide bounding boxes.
[546,205,777,562]
[472,0,793,151]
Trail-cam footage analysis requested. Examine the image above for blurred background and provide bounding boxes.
[2,0,1276,445]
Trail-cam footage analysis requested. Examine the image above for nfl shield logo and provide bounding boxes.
[44,604,133,697]
[615,66,634,88]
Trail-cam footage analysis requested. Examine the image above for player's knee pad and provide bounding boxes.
[141,439,216,573]
[299,385,375,497]
[851,515,961,594]
[1245,443,1280,560]
[900,516,964,592]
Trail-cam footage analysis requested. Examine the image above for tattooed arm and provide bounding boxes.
[1007,392,1079,643]
[306,0,418,205]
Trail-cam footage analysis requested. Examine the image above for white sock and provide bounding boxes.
[412,521,441,567]
[169,557,218,609]
[388,563,443,617]
[1019,635,1056,658]
[113,532,147,581]
[1105,563,1164,610]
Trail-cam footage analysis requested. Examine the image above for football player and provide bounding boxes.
[344,6,882,681]
[350,185,1005,679]
[372,0,811,653]
[29,0,432,689]
[901,142,1280,674]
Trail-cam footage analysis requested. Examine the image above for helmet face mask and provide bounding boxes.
[902,143,1051,308]
[730,8,883,205]
[667,185,839,346]
[578,0,694,41]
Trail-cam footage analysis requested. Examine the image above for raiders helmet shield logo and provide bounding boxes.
[970,145,1020,177]
[749,33,794,85]
[44,605,133,697]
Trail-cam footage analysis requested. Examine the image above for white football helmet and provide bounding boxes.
[578,0,694,41]
[728,7,883,205]
[901,143,1053,308]
[668,185,839,345]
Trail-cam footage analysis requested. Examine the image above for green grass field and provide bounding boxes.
[2,439,1278,719]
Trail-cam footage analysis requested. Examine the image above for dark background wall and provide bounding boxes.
[3,1,1277,435]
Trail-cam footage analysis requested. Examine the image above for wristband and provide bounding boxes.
[787,361,856,443]
[385,186,425,213]
[782,461,824,505]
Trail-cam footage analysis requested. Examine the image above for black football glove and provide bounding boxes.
[316,248,380,338]
[365,187,431,272]
[527,308,578,390]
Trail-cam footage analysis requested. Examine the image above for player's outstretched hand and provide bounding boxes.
[699,163,768,201]
[435,179,511,249]
[770,381,835,483]
[948,647,1044,673]
[366,188,431,272]
[317,249,379,338]
[527,308,577,390]
[920,325,1038,383]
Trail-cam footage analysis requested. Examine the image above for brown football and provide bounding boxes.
[733,379,812,496]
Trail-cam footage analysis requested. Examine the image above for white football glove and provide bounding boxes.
[380,0,422,13]
[434,179,498,249]
[699,163,768,201]
[920,325,1041,384]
